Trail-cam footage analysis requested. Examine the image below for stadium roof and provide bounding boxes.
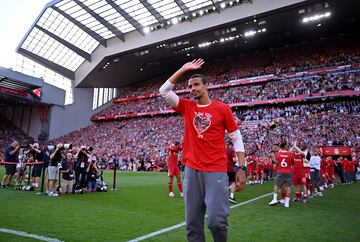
[17,0,252,79]
[0,66,44,106]
[0,66,43,92]
[17,0,360,88]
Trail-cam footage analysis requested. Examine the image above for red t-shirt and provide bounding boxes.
[226,147,236,173]
[167,144,181,167]
[246,156,256,170]
[293,153,304,169]
[342,160,349,172]
[174,98,238,172]
[256,158,265,170]
[348,161,355,172]
[326,159,335,174]
[275,150,294,174]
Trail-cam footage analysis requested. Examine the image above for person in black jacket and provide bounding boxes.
[74,146,91,189]
[86,159,100,192]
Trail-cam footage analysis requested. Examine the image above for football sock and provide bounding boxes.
[177,181,183,193]
[273,192,278,201]
[281,190,286,200]
[230,192,234,199]
[168,182,173,193]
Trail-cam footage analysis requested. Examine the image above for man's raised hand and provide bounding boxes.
[181,59,204,72]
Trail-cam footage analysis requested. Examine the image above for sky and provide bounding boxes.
[0,0,50,68]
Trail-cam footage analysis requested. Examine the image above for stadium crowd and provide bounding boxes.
[0,115,34,160]
[119,37,360,97]
[45,101,360,172]
[95,70,360,117]
[1,37,359,199]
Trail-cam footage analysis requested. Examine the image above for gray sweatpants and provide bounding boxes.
[183,167,229,242]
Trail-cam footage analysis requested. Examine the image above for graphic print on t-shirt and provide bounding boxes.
[193,111,212,138]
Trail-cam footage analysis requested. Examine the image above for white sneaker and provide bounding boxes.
[280,199,285,204]
[284,202,289,208]
[169,192,175,198]
[180,192,184,198]
[269,199,278,206]
[315,192,323,197]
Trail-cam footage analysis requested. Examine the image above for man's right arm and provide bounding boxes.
[49,149,58,160]
[9,146,19,155]
[159,59,204,107]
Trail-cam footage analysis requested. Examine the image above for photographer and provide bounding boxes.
[28,143,43,189]
[1,141,20,188]
[86,158,100,192]
[59,152,75,195]
[15,147,28,189]
[74,146,91,190]
[48,143,66,197]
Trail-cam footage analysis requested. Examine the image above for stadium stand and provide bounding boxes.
[0,114,34,156]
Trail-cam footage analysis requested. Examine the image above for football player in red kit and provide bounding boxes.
[255,156,265,184]
[269,141,294,208]
[290,143,308,203]
[167,141,183,198]
[325,156,336,188]
[320,156,327,190]
[246,155,256,184]
[227,141,238,203]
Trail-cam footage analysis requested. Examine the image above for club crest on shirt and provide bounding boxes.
[193,112,212,138]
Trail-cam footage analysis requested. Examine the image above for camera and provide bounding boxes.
[269,120,277,130]
[47,143,72,151]
[80,146,93,154]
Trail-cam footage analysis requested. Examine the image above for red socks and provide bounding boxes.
[177,181,183,193]
[168,182,173,193]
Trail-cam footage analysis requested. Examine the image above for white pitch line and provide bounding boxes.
[0,228,63,242]
[128,192,272,242]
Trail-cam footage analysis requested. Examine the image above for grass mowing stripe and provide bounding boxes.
[127,192,272,242]
[0,228,63,242]
[230,192,272,209]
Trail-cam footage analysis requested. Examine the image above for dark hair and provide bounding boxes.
[279,140,287,149]
[189,74,208,85]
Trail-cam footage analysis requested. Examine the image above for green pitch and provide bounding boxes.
[0,168,359,242]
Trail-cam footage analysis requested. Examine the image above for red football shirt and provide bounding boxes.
[348,161,355,172]
[226,147,236,173]
[293,153,304,169]
[275,150,294,174]
[173,98,239,172]
[167,144,181,167]
[326,159,335,174]
[246,156,256,170]
[341,160,349,172]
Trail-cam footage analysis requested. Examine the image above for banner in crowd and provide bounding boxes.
[320,146,352,156]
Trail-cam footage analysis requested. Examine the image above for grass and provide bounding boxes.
[0,167,359,242]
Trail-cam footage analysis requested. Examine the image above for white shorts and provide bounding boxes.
[48,166,59,180]
[61,179,74,193]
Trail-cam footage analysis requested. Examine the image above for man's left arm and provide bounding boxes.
[229,129,246,192]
